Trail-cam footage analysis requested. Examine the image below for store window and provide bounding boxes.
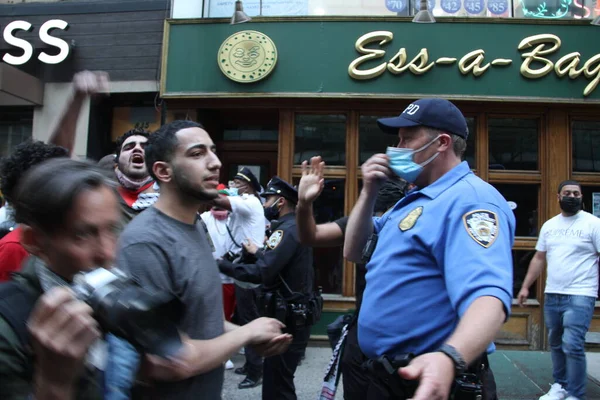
[572,120,600,173]
[514,0,596,19]
[223,129,278,141]
[293,177,345,294]
[513,250,537,300]
[0,109,33,157]
[582,185,600,219]
[488,118,539,171]
[464,117,476,169]
[295,114,346,166]
[491,183,539,237]
[197,0,596,18]
[359,115,398,165]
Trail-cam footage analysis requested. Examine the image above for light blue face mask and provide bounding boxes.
[386,135,440,183]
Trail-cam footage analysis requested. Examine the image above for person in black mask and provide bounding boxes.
[518,180,600,400]
[218,176,317,400]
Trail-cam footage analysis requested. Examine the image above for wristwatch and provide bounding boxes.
[437,344,467,375]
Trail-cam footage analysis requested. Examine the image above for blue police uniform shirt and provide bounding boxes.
[358,161,515,359]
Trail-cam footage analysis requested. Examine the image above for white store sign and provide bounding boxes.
[2,19,70,66]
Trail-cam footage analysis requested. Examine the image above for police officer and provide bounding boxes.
[219,176,316,400]
[344,98,515,400]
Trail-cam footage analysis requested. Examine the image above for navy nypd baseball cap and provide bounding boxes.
[377,98,469,139]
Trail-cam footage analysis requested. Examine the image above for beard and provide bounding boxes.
[117,160,149,180]
[172,165,218,202]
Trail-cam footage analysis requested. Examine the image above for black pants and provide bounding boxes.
[235,284,263,376]
[341,322,370,400]
[262,325,311,400]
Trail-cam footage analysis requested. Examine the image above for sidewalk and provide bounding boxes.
[222,345,600,399]
[589,352,600,385]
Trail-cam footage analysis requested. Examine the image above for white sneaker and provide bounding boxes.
[564,397,581,400]
[539,383,568,400]
[225,360,234,370]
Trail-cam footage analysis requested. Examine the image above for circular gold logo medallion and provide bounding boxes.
[218,30,278,83]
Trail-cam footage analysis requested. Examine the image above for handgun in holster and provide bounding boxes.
[363,353,417,398]
[258,291,288,324]
[451,372,483,400]
[450,353,488,400]
[306,286,323,326]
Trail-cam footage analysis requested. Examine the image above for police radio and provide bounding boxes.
[361,233,378,263]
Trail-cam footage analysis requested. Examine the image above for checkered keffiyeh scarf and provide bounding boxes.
[131,192,160,211]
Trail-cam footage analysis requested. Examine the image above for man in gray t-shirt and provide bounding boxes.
[116,120,291,400]
[117,206,225,399]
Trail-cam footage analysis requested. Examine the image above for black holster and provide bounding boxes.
[306,288,323,325]
[257,291,288,324]
[258,289,323,328]
[362,353,418,398]
[451,353,488,400]
[363,353,488,400]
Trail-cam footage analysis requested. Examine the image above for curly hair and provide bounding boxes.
[0,140,69,203]
[114,129,151,157]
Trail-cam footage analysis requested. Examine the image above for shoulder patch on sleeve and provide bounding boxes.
[267,230,284,249]
[463,210,499,248]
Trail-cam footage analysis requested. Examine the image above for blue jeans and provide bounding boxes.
[544,294,596,399]
[104,334,140,400]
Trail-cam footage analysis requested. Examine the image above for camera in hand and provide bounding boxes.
[72,268,185,358]
[223,250,240,263]
[224,247,258,265]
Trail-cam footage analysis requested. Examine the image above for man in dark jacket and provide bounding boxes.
[219,176,316,400]
[0,159,120,399]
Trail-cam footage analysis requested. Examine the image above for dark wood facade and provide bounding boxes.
[0,0,168,82]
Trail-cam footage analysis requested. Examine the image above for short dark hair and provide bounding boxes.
[114,129,151,157]
[144,120,204,181]
[424,128,467,158]
[374,179,407,214]
[558,180,581,194]
[13,158,115,234]
[0,140,69,203]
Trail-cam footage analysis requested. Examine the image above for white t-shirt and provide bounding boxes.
[228,194,266,250]
[200,211,233,284]
[536,210,600,298]
[228,194,266,289]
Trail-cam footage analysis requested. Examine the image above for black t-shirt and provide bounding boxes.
[334,216,367,313]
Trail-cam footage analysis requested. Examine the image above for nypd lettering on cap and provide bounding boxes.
[462,210,499,248]
[267,230,284,249]
[403,103,420,116]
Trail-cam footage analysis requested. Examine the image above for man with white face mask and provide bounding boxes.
[344,98,515,400]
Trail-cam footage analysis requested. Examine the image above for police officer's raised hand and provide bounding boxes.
[361,153,392,194]
[398,352,455,400]
[28,287,101,398]
[73,70,110,96]
[298,156,325,205]
[517,287,529,307]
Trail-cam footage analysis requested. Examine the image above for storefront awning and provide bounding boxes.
[0,63,43,106]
